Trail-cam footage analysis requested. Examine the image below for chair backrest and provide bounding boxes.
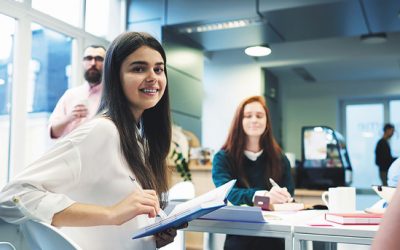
[22,220,82,250]
[0,242,16,250]
[0,218,81,250]
[0,219,28,250]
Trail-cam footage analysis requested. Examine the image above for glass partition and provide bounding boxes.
[0,14,15,188]
[25,23,72,164]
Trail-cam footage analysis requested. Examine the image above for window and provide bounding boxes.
[85,0,122,40]
[1,0,122,184]
[343,99,400,188]
[25,23,73,164]
[389,100,400,157]
[85,0,109,37]
[345,104,383,188]
[32,0,82,27]
[0,14,15,188]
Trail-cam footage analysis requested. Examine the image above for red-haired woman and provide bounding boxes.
[212,96,294,250]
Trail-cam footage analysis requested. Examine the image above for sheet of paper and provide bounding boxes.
[168,180,236,217]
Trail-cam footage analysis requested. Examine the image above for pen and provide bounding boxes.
[129,176,168,219]
[269,178,294,202]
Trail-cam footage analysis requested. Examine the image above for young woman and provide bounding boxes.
[0,32,181,249]
[212,95,294,250]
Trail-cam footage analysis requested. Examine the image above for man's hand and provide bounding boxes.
[70,104,88,120]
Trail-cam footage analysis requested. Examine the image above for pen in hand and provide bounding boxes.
[269,178,294,203]
[129,176,168,219]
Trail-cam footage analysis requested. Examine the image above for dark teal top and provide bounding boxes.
[212,150,294,206]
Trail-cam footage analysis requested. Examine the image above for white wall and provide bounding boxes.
[202,51,264,151]
[282,79,400,158]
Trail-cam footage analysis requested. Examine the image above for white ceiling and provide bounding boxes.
[162,0,400,84]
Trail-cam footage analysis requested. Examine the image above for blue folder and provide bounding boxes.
[132,179,236,239]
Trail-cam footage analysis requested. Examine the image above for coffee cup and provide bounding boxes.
[321,187,356,213]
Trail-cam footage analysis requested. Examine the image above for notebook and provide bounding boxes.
[325,212,383,225]
[132,179,236,239]
[269,202,305,211]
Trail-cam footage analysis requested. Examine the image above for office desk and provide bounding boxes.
[293,221,378,250]
[185,219,293,250]
[184,210,377,250]
[184,210,326,250]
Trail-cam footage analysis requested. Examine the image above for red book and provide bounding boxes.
[325,212,383,225]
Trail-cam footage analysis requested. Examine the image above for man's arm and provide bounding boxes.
[50,114,75,139]
[49,98,88,139]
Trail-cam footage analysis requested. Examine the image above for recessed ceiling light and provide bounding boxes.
[244,45,271,57]
[360,33,387,44]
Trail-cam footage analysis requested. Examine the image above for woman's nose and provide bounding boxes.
[145,71,157,83]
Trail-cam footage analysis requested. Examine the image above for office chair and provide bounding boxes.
[161,181,195,250]
[0,242,16,250]
[22,220,82,250]
[0,218,27,250]
[1,217,82,250]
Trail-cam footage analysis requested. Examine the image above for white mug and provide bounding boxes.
[321,187,356,213]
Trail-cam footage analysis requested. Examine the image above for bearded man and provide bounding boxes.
[49,45,106,139]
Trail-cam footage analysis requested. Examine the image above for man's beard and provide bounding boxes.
[84,68,102,85]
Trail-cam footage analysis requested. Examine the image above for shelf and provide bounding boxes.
[189,162,212,171]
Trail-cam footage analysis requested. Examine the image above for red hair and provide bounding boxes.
[222,96,283,187]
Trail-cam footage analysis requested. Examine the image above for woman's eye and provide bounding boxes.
[132,66,145,72]
[154,67,164,74]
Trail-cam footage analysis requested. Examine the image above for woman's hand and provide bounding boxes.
[108,189,161,225]
[266,186,292,204]
[155,223,188,248]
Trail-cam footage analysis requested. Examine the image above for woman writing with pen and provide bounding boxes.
[0,32,184,249]
[212,95,294,250]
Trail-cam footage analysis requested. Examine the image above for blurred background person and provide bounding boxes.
[375,123,397,186]
[48,45,106,139]
[212,95,294,250]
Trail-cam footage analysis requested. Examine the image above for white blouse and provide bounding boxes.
[0,117,156,250]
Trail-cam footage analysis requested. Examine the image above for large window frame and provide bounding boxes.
[340,96,400,139]
[339,96,400,188]
[0,0,126,183]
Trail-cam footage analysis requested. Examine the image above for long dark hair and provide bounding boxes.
[222,96,282,187]
[98,32,171,208]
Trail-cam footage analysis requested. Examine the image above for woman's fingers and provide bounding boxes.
[109,189,161,225]
[269,187,292,203]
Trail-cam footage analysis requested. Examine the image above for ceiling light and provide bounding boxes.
[360,33,387,44]
[179,18,265,34]
[244,45,271,57]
